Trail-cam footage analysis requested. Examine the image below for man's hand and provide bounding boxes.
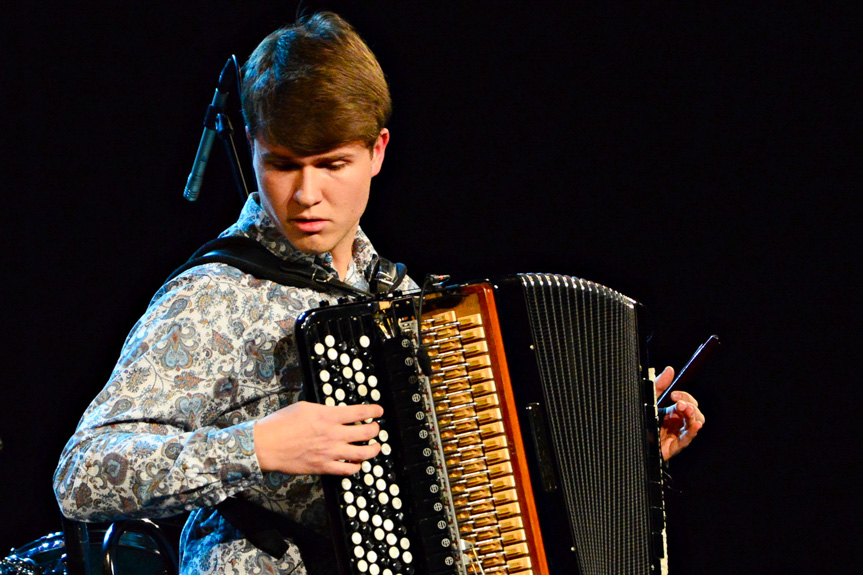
[254,401,383,475]
[654,366,705,460]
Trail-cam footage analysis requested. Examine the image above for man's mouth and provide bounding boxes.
[291,218,327,233]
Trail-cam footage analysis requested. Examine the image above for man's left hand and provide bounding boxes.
[654,366,705,460]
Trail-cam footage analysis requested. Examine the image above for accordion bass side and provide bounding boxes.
[296,274,667,575]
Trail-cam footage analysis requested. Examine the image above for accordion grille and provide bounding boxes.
[520,273,650,575]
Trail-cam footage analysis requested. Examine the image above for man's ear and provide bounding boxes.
[245,126,254,147]
[371,128,390,177]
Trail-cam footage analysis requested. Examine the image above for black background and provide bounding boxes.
[2,2,860,573]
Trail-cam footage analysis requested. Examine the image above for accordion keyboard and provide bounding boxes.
[301,300,460,575]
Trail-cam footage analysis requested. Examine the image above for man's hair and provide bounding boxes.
[242,12,391,155]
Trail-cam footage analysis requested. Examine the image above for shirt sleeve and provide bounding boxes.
[53,265,302,521]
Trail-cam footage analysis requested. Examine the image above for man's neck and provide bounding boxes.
[330,227,359,281]
[331,247,352,282]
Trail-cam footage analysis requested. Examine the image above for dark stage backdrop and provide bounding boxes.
[2,2,860,573]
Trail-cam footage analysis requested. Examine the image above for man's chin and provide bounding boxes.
[292,241,329,257]
[285,232,332,256]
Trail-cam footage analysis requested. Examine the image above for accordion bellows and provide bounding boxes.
[296,274,667,575]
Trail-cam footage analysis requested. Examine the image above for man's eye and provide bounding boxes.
[325,162,347,171]
[274,163,300,171]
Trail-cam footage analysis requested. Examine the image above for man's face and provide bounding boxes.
[251,130,389,271]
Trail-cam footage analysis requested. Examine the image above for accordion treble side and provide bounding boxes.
[295,274,667,575]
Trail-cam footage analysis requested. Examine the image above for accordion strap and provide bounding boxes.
[216,497,336,575]
[165,236,371,298]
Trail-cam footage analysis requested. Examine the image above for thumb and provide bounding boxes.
[654,366,675,394]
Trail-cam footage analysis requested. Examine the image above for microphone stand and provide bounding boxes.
[215,109,250,205]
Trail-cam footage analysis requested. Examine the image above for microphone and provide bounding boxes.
[184,57,236,201]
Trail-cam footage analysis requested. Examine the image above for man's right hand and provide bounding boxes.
[253,401,383,475]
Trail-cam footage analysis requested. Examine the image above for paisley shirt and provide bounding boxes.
[54,193,415,574]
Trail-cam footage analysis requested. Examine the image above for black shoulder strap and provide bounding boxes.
[165,236,372,298]
[216,496,337,575]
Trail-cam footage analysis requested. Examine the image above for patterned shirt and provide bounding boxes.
[54,193,414,574]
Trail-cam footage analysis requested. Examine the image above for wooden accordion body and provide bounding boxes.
[296,274,667,575]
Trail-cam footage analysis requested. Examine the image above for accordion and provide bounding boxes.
[296,274,667,575]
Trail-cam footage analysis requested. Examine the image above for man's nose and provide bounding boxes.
[293,167,323,206]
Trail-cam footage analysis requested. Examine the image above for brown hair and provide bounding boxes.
[242,12,391,155]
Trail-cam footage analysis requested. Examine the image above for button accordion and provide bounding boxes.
[296,274,667,575]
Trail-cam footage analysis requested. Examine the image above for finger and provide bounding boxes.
[341,421,381,443]
[653,366,674,393]
[675,400,697,421]
[677,419,703,449]
[325,460,363,476]
[332,403,384,424]
[690,405,706,426]
[688,419,704,436]
[675,400,706,427]
[670,390,699,407]
[340,442,382,464]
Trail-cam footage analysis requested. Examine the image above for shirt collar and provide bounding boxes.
[220,193,379,287]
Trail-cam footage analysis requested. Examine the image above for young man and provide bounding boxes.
[54,11,703,575]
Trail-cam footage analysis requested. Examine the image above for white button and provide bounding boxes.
[370,389,381,401]
[322,382,333,395]
[359,335,371,348]
[314,342,325,355]
[368,375,378,387]
[327,348,338,360]
[340,353,350,366]
[325,335,336,347]
[319,371,331,383]
[353,358,363,370]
